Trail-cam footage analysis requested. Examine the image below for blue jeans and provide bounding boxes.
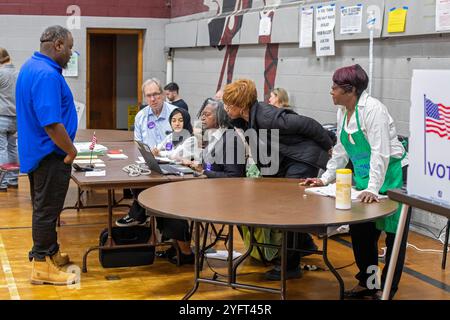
[0,115,18,188]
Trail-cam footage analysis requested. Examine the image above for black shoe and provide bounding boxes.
[0,187,7,193]
[115,215,148,227]
[168,252,195,266]
[264,265,302,281]
[7,183,18,189]
[344,286,379,299]
[156,246,177,259]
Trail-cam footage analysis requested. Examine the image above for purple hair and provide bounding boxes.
[332,64,368,97]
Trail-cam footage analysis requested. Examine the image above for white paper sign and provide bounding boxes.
[315,4,336,57]
[299,7,314,48]
[408,70,450,205]
[259,12,272,36]
[62,52,78,77]
[340,4,363,34]
[436,0,450,31]
[316,4,336,32]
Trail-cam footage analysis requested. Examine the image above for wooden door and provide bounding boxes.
[88,34,116,129]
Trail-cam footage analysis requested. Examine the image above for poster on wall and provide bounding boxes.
[408,70,450,205]
[340,4,363,34]
[436,0,450,31]
[315,4,336,57]
[299,6,314,48]
[63,52,79,77]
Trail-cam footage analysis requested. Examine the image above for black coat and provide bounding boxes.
[202,130,246,178]
[232,101,333,172]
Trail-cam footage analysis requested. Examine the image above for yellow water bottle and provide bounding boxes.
[336,169,352,210]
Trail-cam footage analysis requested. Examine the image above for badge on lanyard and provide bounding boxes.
[147,121,156,129]
[206,163,212,171]
[165,142,173,151]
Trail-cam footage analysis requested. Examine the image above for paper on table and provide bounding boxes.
[74,142,108,153]
[136,156,145,164]
[85,170,106,177]
[107,153,128,160]
[304,183,387,201]
[73,159,104,164]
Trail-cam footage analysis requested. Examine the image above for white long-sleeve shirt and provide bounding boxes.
[320,91,406,195]
[156,133,201,161]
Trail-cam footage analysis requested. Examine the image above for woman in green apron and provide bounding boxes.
[301,64,408,299]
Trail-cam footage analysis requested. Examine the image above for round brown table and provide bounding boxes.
[138,178,398,300]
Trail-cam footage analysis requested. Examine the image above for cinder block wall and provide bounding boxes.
[173,33,450,138]
[1,15,169,129]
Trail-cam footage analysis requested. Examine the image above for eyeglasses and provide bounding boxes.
[145,92,162,99]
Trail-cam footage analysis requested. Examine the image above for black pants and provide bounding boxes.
[276,158,319,270]
[28,153,72,261]
[129,189,190,242]
[156,217,191,242]
[350,208,411,297]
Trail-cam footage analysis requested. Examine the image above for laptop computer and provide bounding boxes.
[136,141,194,175]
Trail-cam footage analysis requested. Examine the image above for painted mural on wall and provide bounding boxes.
[203,0,280,100]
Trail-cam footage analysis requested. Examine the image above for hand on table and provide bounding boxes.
[298,178,325,187]
[358,191,379,203]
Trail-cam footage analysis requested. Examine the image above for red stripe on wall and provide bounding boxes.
[0,1,171,18]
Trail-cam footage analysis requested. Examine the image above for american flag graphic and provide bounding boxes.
[89,132,97,151]
[424,97,450,139]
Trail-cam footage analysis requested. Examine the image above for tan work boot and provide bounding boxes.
[51,250,70,267]
[30,256,78,285]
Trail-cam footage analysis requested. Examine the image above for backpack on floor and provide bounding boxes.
[98,226,155,268]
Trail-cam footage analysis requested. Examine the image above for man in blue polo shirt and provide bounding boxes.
[16,25,78,285]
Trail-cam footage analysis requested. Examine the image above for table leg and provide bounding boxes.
[322,236,344,299]
[228,225,234,285]
[199,223,210,271]
[183,220,200,300]
[281,231,287,300]
[232,226,254,281]
[82,189,115,273]
[442,219,449,270]
[107,189,114,247]
[382,204,410,300]
[82,246,100,273]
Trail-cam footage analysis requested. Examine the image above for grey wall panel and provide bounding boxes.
[240,11,260,44]
[196,18,211,46]
[382,0,438,37]
[271,6,300,43]
[165,20,198,47]
[334,0,385,40]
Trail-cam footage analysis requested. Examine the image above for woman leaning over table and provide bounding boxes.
[301,64,408,300]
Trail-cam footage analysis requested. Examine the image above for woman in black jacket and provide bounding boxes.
[222,79,334,280]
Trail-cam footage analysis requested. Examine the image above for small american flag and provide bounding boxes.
[425,97,450,139]
[89,132,97,151]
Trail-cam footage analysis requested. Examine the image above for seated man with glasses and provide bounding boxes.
[116,78,176,227]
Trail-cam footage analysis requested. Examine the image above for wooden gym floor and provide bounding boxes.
[0,176,448,300]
